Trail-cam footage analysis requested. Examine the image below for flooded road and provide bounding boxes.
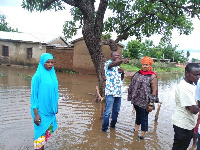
[0,65,188,150]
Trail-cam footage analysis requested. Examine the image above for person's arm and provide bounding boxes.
[31,75,41,126]
[186,82,200,114]
[118,67,125,80]
[186,105,200,114]
[34,109,41,126]
[108,58,129,69]
[150,74,158,96]
[148,74,158,112]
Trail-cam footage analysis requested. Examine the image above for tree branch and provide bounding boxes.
[159,0,200,19]
[100,39,118,51]
[62,0,77,6]
[115,13,149,42]
[158,0,174,14]
[40,0,56,9]
[95,0,108,38]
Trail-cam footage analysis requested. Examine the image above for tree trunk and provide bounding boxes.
[84,36,106,97]
[80,0,109,97]
[82,26,106,97]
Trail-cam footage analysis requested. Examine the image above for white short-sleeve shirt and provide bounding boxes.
[172,79,198,130]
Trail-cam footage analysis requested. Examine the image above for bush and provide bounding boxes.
[121,59,184,73]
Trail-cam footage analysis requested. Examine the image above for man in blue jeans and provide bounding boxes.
[101,51,129,132]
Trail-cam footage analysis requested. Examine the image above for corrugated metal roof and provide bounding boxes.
[0,31,59,44]
[0,31,44,43]
[47,36,69,45]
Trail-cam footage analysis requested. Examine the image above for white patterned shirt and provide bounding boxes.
[105,59,122,97]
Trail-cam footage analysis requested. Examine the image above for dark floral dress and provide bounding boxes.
[128,71,156,109]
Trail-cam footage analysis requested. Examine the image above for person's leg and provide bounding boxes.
[101,95,115,131]
[172,125,194,150]
[139,107,148,139]
[134,105,140,131]
[197,133,200,150]
[110,97,121,128]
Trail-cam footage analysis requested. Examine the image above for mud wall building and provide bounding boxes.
[0,31,124,74]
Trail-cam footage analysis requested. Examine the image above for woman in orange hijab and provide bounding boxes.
[128,56,158,139]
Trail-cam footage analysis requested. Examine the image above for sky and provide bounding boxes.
[0,0,200,60]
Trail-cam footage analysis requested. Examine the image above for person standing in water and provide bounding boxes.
[172,63,200,150]
[31,53,59,150]
[101,51,129,132]
[128,56,158,139]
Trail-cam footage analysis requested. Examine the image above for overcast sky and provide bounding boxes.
[0,0,199,60]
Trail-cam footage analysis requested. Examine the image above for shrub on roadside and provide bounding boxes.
[121,59,184,73]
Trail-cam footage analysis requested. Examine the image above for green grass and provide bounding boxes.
[17,73,32,80]
[0,73,7,76]
[121,63,140,72]
[121,60,184,73]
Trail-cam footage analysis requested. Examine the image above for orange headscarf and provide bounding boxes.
[141,56,153,70]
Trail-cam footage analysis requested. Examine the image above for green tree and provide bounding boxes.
[186,51,190,61]
[141,40,155,57]
[125,39,187,63]
[0,14,18,32]
[22,0,200,95]
[162,43,178,62]
[191,58,200,62]
[123,40,142,59]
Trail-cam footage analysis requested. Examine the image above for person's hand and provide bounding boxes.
[147,106,153,112]
[118,68,124,74]
[122,58,129,64]
[34,114,41,126]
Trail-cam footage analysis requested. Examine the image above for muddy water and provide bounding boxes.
[0,65,189,150]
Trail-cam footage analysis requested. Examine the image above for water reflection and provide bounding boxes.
[0,66,187,150]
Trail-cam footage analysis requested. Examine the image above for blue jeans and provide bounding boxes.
[197,133,200,150]
[101,95,121,131]
[134,105,148,131]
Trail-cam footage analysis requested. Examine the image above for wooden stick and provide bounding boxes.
[155,102,162,121]
[96,86,104,119]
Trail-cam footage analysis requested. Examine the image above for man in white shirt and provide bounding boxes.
[172,63,200,150]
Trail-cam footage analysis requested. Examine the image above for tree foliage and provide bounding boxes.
[192,58,200,62]
[0,14,19,32]
[22,0,200,42]
[123,39,187,63]
[21,0,200,95]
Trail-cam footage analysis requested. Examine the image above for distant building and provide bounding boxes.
[0,31,124,74]
[0,31,46,66]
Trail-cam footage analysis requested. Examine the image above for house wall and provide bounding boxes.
[0,41,45,66]
[46,47,74,71]
[72,39,123,74]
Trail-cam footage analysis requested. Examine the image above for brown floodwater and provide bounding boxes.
[0,65,193,150]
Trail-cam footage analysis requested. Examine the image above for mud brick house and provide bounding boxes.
[47,37,124,74]
[0,31,47,66]
[0,31,124,74]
